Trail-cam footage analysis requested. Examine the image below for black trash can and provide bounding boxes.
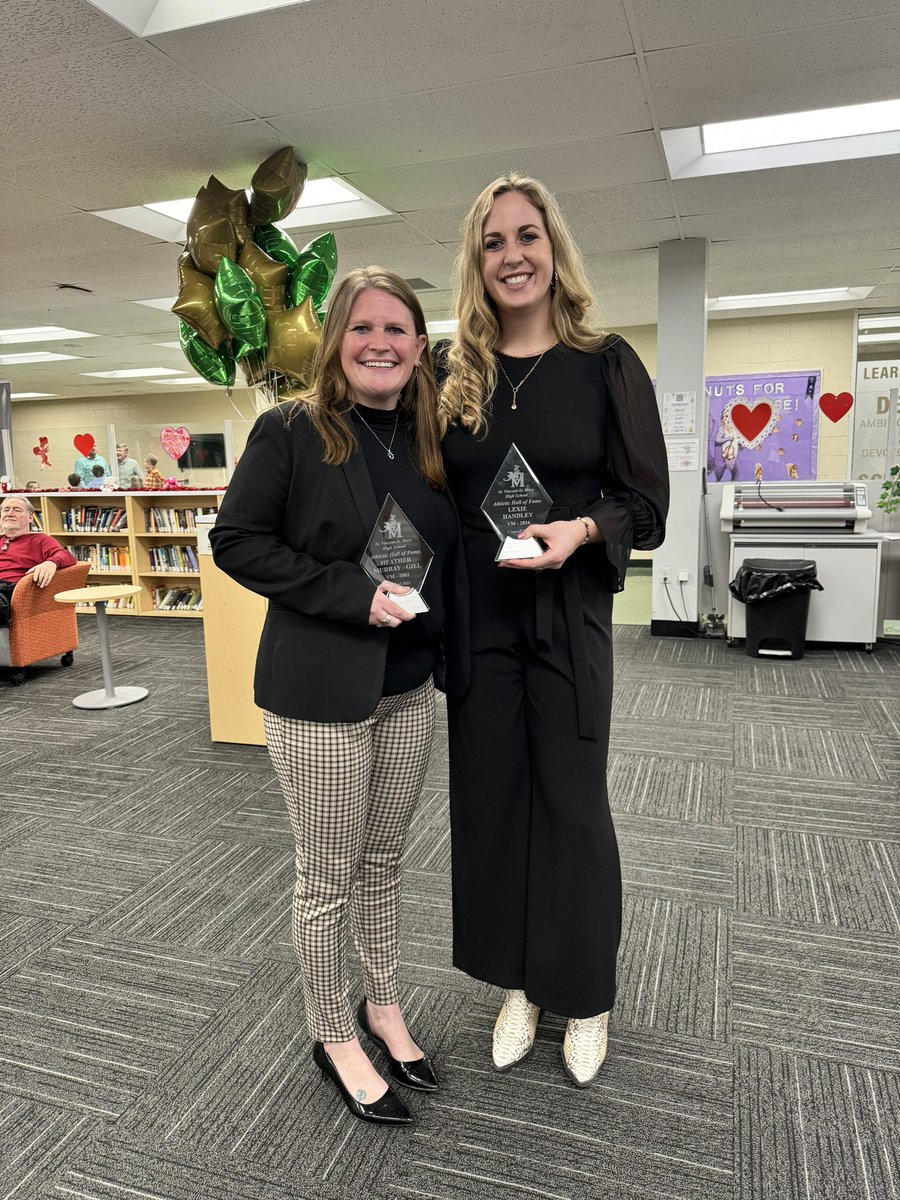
[729,558,823,659]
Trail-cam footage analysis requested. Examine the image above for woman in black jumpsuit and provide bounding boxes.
[440,174,669,1086]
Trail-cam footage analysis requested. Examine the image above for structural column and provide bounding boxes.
[652,239,709,635]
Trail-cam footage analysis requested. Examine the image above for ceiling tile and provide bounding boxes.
[150,0,636,113]
[682,198,900,242]
[0,40,251,159]
[0,0,130,66]
[632,0,896,51]
[271,59,652,172]
[645,15,900,127]
[346,133,666,213]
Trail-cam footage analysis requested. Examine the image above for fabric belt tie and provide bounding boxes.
[460,500,599,742]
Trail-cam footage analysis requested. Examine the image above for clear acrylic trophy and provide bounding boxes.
[481,443,552,561]
[361,494,434,613]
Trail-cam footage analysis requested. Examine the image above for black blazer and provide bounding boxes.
[210,405,469,722]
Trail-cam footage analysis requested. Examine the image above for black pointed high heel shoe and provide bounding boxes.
[312,1042,412,1126]
[356,997,439,1092]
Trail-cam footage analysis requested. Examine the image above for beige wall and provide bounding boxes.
[12,310,855,486]
[615,310,855,481]
[10,388,260,490]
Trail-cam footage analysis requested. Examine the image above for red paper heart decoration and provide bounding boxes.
[819,391,853,423]
[160,425,191,460]
[73,433,95,456]
[730,402,773,445]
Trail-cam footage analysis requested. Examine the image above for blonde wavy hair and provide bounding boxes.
[286,267,444,489]
[439,173,608,434]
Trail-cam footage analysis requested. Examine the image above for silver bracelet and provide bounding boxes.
[575,517,591,545]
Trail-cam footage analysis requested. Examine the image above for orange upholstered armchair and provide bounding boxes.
[0,561,90,686]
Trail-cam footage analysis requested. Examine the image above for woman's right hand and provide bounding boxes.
[369,580,416,628]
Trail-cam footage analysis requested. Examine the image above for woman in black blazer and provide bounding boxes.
[212,268,467,1127]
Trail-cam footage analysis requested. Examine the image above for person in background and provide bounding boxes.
[211,267,468,1128]
[0,495,76,625]
[73,446,108,486]
[65,473,82,489]
[24,481,40,492]
[439,173,669,1088]
[143,456,165,489]
[86,464,106,490]
[115,443,143,488]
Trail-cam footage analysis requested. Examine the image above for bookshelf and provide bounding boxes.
[38,491,221,618]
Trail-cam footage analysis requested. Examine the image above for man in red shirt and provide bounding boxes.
[0,495,77,626]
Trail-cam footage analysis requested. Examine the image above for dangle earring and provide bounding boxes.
[550,269,558,293]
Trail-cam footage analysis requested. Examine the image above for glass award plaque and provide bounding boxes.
[481,443,552,561]
[360,493,434,613]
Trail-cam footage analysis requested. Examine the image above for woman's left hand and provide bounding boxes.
[499,519,591,571]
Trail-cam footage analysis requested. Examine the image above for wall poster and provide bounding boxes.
[852,359,900,480]
[705,371,821,484]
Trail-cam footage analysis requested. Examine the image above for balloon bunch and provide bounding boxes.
[171,147,337,404]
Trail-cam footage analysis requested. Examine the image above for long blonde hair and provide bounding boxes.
[439,173,608,434]
[287,267,444,488]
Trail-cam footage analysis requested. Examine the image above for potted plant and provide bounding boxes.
[878,464,900,514]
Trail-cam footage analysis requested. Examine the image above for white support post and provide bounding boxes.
[653,239,709,635]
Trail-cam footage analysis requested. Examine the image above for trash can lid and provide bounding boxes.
[742,558,817,574]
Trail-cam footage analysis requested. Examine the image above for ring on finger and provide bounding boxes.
[380,614,391,626]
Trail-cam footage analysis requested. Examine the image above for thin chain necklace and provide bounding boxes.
[497,350,548,410]
[355,406,400,459]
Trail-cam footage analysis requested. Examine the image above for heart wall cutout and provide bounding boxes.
[73,433,95,457]
[160,426,191,460]
[727,402,775,447]
[819,391,853,423]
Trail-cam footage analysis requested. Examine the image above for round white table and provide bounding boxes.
[54,584,148,709]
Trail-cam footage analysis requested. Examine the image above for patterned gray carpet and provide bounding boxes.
[1,617,898,1199]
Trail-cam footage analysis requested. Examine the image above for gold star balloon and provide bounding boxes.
[172,252,227,348]
[249,146,307,225]
[185,187,238,276]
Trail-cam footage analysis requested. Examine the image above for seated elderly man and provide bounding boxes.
[0,495,77,626]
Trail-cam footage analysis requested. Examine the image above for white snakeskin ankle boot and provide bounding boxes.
[492,990,540,1071]
[562,1011,609,1086]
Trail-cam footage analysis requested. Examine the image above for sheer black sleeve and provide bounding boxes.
[584,337,670,592]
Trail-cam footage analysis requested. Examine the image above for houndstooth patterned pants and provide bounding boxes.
[264,679,435,1041]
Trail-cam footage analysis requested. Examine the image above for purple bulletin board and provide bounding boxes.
[706,371,821,484]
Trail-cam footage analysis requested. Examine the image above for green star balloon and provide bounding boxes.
[214,257,267,350]
[287,233,338,309]
[253,223,300,268]
[179,321,236,387]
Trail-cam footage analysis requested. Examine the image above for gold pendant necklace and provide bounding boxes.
[497,350,548,410]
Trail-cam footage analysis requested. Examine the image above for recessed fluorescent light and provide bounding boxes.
[858,332,900,343]
[0,351,80,365]
[0,325,97,345]
[709,287,872,311]
[88,0,311,38]
[426,319,458,336]
[98,177,391,242]
[81,368,185,379]
[703,99,900,153]
[134,297,177,311]
[12,392,59,399]
[152,341,183,350]
[663,96,900,178]
[858,314,900,329]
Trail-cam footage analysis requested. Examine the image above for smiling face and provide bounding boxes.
[481,190,554,323]
[339,288,426,410]
[0,497,32,539]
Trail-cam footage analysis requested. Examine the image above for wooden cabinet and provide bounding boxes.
[727,534,883,649]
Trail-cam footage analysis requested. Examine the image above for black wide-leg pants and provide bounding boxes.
[447,567,621,1019]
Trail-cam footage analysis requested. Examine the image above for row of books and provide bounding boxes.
[151,586,203,612]
[60,506,127,532]
[145,507,199,532]
[146,544,200,572]
[31,513,45,532]
[71,544,132,570]
[76,595,135,610]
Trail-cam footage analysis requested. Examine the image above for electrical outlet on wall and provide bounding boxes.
[659,566,671,581]
[678,570,690,582]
